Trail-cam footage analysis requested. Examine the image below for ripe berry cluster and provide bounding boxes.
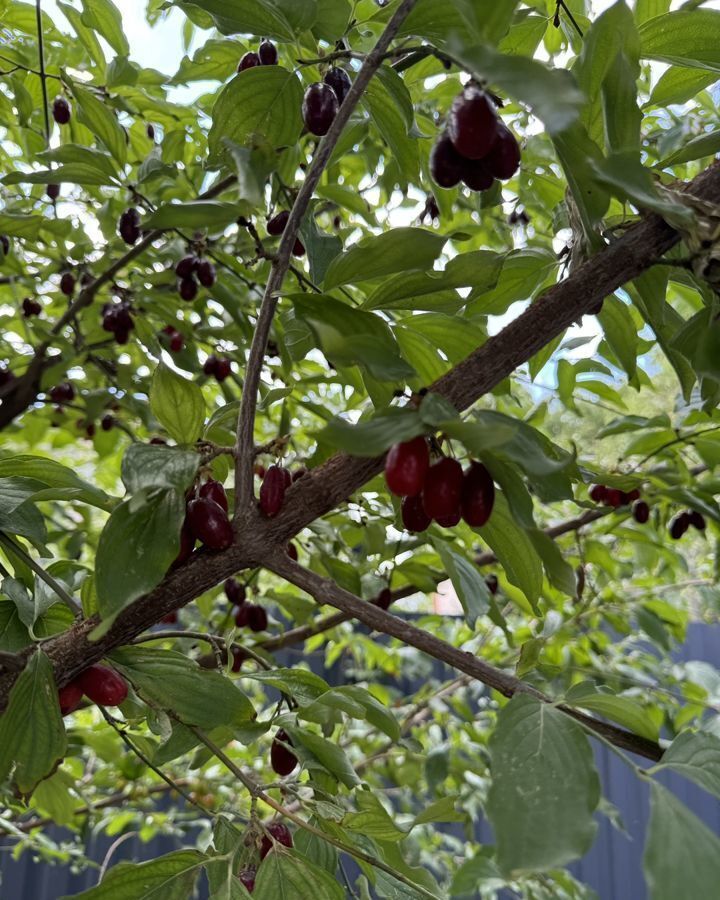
[430,84,520,192]
[58,664,128,715]
[225,576,268,634]
[102,299,134,344]
[589,483,707,537]
[385,437,495,532]
[22,297,42,318]
[176,479,234,559]
[302,67,352,136]
[175,254,216,301]
[237,822,294,893]
[239,38,279,72]
[669,508,706,540]
[161,324,184,353]
[203,354,232,382]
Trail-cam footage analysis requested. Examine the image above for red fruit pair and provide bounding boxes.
[266,211,305,257]
[238,38,277,72]
[259,465,290,517]
[102,300,134,344]
[234,602,268,632]
[203,355,232,382]
[22,297,42,317]
[669,509,706,539]
[589,484,641,508]
[161,325,184,353]
[58,664,128,714]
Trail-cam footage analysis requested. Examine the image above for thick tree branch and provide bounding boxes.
[265,552,663,762]
[233,0,421,515]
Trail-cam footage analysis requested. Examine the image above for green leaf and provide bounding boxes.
[150,363,205,445]
[0,212,43,239]
[70,83,127,168]
[643,782,720,900]
[564,681,659,741]
[648,67,717,107]
[32,767,77,826]
[174,0,295,40]
[208,67,304,165]
[551,123,610,236]
[311,0,351,42]
[307,685,400,741]
[0,599,30,652]
[486,695,600,875]
[110,647,255,727]
[528,529,577,596]
[323,228,447,290]
[363,67,419,183]
[0,454,113,511]
[0,651,67,794]
[598,294,638,379]
[320,407,423,456]
[245,668,330,706]
[121,444,199,494]
[225,140,275,209]
[451,44,584,134]
[3,164,119,187]
[660,131,720,166]
[95,489,185,622]
[253,849,344,900]
[450,849,504,895]
[344,791,407,841]
[432,539,489,626]
[639,10,720,72]
[466,249,555,316]
[298,214,343,286]
[171,37,245,84]
[81,0,129,56]
[651,730,720,799]
[287,727,360,787]
[144,201,246,230]
[60,850,206,900]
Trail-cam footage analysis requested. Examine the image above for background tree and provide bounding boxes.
[1,0,720,897]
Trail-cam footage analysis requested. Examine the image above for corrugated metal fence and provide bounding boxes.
[1,622,719,899]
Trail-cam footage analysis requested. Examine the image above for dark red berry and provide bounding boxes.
[60,272,76,296]
[430,133,466,189]
[292,238,306,257]
[119,207,141,245]
[186,497,234,550]
[239,51,261,72]
[258,40,278,65]
[461,158,495,192]
[49,382,75,404]
[238,868,256,892]
[302,82,339,136]
[150,437,168,445]
[178,276,198,301]
[146,123,155,140]
[286,542,298,561]
[58,680,84,715]
[52,96,71,124]
[589,484,607,504]
[448,86,498,160]
[271,729,298,776]
[231,647,247,673]
[225,577,246,606]
[46,183,60,201]
[280,467,292,489]
[484,122,521,180]
[669,512,691,540]
[161,611,178,624]
[259,465,287,517]
[687,509,706,531]
[385,437,429,497]
[292,467,307,482]
[0,366,14,388]
[632,500,650,524]
[85,422,96,438]
[196,259,216,287]
[623,488,641,504]
[100,414,114,431]
[376,588,393,610]
[605,488,624,508]
[436,506,462,527]
[0,235,9,257]
[172,519,195,565]
[402,494,432,532]
[76,665,128,706]
[22,297,42,317]
[175,256,197,279]
[214,358,232,381]
[234,603,250,628]
[461,461,495,527]
[247,604,268,632]
[199,479,228,512]
[260,822,293,859]
[485,574,499,595]
[203,355,219,377]
[267,210,290,236]
[422,457,463,521]
[324,67,352,104]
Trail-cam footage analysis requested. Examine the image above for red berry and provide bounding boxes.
[430,133,466,189]
[259,465,287,517]
[49,382,75,404]
[632,500,650,524]
[623,488,641,504]
[238,868,256,892]
[118,207,141,245]
[267,210,289,235]
[376,588,393,610]
[76,664,128,706]
[170,332,184,353]
[22,297,42,317]
[286,542,298,561]
[150,437,168,445]
[384,437,429,497]
[485,574,499,595]
[688,509,706,531]
[292,467,307,482]
[225,577,246,605]
[247,604,268,632]
[669,512,690,540]
[196,259,216,287]
[234,604,250,628]
[461,158,495,192]
[589,484,607,504]
[401,494,432,533]
[302,82,339,136]
[260,822,293,859]
[178,276,198,301]
[484,122,521,180]
[161,611,178,624]
[271,729,298,776]
[203,355,219,376]
[324,67,352,104]
[605,488,624,508]
[60,272,76,296]
[292,238,306,257]
[448,86,498,160]
[52,96,71,124]
[58,680,84,715]
[461,462,495,527]
[186,497,234,550]
[147,123,155,140]
[46,183,60,201]
[259,40,278,65]
[101,414,114,431]
[239,51,261,71]
[231,647,247,672]
[199,480,228,512]
[175,256,197,279]
[214,358,232,381]
[436,506,462,527]
[422,457,463,520]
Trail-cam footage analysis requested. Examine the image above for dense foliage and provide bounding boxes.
[1,0,720,897]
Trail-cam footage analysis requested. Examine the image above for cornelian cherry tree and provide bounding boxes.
[2,1,720,897]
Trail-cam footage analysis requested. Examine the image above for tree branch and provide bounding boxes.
[233,0,421,516]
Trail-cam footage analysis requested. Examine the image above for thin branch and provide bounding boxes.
[233,0,422,517]
[0,532,81,615]
[35,0,51,145]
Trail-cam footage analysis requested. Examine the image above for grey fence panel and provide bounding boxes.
[2,622,719,899]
